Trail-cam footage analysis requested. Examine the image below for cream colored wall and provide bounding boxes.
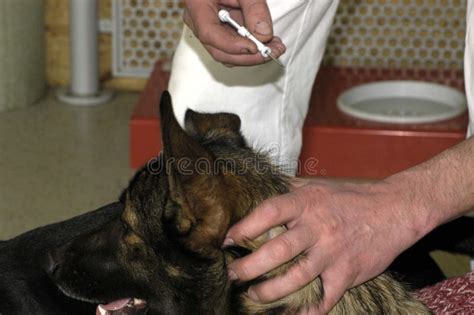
[45,0,467,91]
[45,0,146,91]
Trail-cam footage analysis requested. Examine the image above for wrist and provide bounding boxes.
[376,173,437,248]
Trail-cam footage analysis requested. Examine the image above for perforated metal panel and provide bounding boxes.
[112,0,467,78]
[112,0,184,77]
[323,0,467,70]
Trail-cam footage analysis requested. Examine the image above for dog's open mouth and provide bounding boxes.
[96,298,147,315]
[56,282,148,314]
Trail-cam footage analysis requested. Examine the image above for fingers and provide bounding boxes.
[218,0,274,42]
[228,225,313,282]
[184,0,283,66]
[289,177,312,190]
[184,1,255,54]
[297,306,319,315]
[217,0,242,8]
[247,250,323,303]
[316,271,350,314]
[239,0,274,42]
[183,8,196,31]
[225,192,303,245]
[205,37,285,66]
[295,270,349,315]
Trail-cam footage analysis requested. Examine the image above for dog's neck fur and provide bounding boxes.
[197,136,292,314]
[147,256,232,315]
[156,130,290,315]
[198,135,290,223]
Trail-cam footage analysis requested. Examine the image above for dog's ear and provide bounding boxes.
[184,109,242,139]
[159,92,231,256]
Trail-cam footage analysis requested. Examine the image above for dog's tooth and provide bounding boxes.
[96,305,108,315]
[133,298,147,306]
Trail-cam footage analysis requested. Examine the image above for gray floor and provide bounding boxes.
[0,91,138,239]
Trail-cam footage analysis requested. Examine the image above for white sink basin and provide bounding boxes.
[337,81,467,124]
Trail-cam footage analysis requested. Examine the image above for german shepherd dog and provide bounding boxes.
[0,202,123,314]
[41,91,434,314]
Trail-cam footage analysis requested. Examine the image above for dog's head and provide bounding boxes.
[46,92,288,314]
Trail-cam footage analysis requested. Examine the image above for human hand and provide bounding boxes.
[224,177,430,314]
[183,0,286,66]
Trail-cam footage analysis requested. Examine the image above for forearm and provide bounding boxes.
[386,136,474,239]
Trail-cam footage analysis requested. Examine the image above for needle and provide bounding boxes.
[267,53,284,67]
[218,10,285,68]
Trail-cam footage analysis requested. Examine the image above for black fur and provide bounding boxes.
[390,216,474,289]
[0,203,122,314]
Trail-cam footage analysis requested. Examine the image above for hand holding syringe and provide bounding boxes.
[218,10,285,67]
[181,0,285,66]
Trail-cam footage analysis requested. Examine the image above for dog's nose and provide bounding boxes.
[45,251,61,278]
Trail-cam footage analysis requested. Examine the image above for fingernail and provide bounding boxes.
[240,48,251,54]
[223,237,234,247]
[228,269,238,281]
[276,44,286,54]
[255,21,271,36]
[248,287,259,301]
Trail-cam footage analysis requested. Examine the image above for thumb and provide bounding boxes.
[316,272,348,314]
[239,0,273,42]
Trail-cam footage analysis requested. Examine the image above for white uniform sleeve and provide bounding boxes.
[464,0,474,138]
[168,0,339,175]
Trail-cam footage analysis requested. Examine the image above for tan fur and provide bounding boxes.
[168,174,233,257]
[234,226,431,314]
[124,233,144,247]
[164,264,191,279]
[122,204,140,230]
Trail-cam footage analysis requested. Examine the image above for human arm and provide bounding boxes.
[224,136,474,314]
[183,0,286,66]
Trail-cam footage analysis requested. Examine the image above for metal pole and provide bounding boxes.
[57,0,113,105]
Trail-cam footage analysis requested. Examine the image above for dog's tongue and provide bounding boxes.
[96,298,132,315]
[96,298,147,315]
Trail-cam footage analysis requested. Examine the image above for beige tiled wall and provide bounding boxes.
[45,0,468,88]
[323,0,467,70]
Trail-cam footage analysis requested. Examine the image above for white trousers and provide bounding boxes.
[169,0,474,174]
[465,1,474,137]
